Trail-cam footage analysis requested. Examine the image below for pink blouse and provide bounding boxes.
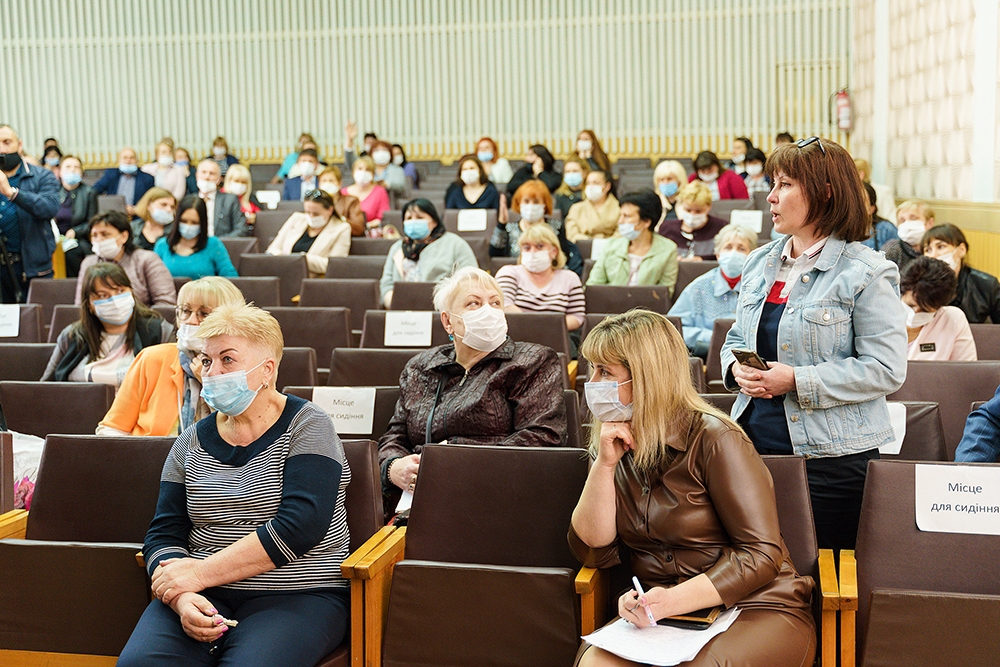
[907,305,978,361]
[344,185,390,224]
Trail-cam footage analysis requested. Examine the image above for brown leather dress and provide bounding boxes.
[569,412,816,667]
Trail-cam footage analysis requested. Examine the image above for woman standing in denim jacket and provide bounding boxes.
[721,137,908,553]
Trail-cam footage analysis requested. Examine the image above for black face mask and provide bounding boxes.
[0,152,23,172]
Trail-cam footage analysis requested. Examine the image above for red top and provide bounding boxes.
[687,170,750,200]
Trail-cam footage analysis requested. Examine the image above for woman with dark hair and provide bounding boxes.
[565,169,619,242]
[859,181,899,252]
[742,147,771,196]
[722,137,908,553]
[727,136,754,174]
[574,129,612,173]
[266,189,352,278]
[43,263,173,386]
[475,136,513,185]
[506,144,562,196]
[553,157,589,221]
[587,190,678,291]
[688,150,749,200]
[390,143,420,188]
[56,154,99,277]
[444,155,500,210]
[154,196,238,279]
[76,211,177,307]
[921,223,1000,323]
[379,199,478,308]
[900,256,977,360]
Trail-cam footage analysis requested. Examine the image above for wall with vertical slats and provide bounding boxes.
[0,0,851,166]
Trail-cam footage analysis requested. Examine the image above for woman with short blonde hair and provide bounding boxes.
[657,181,728,260]
[653,160,688,218]
[133,187,177,251]
[141,140,187,201]
[223,164,262,227]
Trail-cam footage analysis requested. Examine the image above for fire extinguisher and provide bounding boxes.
[830,89,853,132]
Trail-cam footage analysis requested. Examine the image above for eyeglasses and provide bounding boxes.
[175,306,213,323]
[304,189,332,202]
[796,136,827,156]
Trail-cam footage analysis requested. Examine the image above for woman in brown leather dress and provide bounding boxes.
[569,310,815,666]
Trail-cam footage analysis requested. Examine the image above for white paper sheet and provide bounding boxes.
[583,608,741,666]
[396,489,413,512]
[256,190,281,209]
[590,237,611,262]
[384,310,433,347]
[915,464,1000,535]
[311,386,376,435]
[879,401,907,455]
[730,210,763,233]
[0,304,19,337]
[457,209,488,232]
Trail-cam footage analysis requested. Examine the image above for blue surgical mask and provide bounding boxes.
[176,160,190,168]
[564,172,583,188]
[119,163,138,175]
[404,219,430,240]
[151,208,174,225]
[92,292,135,326]
[658,182,679,198]
[717,251,748,279]
[178,223,200,240]
[584,379,633,422]
[62,172,82,187]
[200,359,267,416]
[477,151,494,163]
[618,223,641,241]
[45,157,60,167]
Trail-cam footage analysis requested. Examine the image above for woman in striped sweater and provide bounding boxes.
[119,303,351,667]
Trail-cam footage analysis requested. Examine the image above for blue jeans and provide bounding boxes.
[118,587,349,667]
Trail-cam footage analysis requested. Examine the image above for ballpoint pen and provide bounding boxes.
[632,576,656,626]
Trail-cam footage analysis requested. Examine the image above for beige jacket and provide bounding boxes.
[266,212,351,277]
[565,195,621,242]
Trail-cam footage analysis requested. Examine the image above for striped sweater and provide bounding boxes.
[144,394,351,591]
[495,264,586,328]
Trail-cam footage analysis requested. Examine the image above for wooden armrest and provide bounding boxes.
[839,549,858,667]
[291,294,300,304]
[817,548,839,667]
[576,566,608,636]
[136,551,146,569]
[567,359,578,388]
[354,526,406,580]
[575,566,601,594]
[341,525,395,579]
[818,548,840,610]
[0,509,28,540]
[354,527,406,667]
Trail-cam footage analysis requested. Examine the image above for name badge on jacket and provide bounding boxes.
[919,343,936,352]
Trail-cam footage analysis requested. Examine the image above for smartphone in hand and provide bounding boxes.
[732,348,770,371]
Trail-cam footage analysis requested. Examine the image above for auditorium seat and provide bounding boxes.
[324,255,385,280]
[97,194,126,213]
[490,256,517,275]
[705,317,735,390]
[584,284,673,314]
[9,304,43,344]
[266,307,351,372]
[349,238,395,256]
[360,310,450,349]
[970,323,1000,360]
[218,236,259,272]
[839,460,1000,666]
[328,348,424,387]
[388,281,436,311]
[706,198,754,223]
[0,432,12,513]
[275,199,305,212]
[506,312,572,359]
[239,254,307,305]
[0,382,115,438]
[284,386,400,441]
[228,276,280,307]
[26,278,77,337]
[466,236,491,269]
[891,401,948,461]
[252,209,290,240]
[575,238,592,259]
[275,347,318,390]
[298,278,380,341]
[47,304,78,342]
[172,276,190,294]
[0,435,174,661]
[689,356,707,393]
[442,208,498,239]
[700,392,738,414]
[674,260,718,299]
[0,343,56,381]
[563,389,582,449]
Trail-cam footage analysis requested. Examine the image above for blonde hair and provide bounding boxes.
[134,187,176,222]
[853,158,871,179]
[713,224,758,254]
[197,302,284,363]
[676,181,713,208]
[653,160,688,186]
[177,277,245,312]
[353,155,376,173]
[895,199,935,224]
[319,165,343,184]
[433,266,504,312]
[224,164,253,201]
[518,223,566,269]
[580,310,733,470]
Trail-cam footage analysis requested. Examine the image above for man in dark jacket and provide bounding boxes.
[92,147,155,218]
[0,124,61,302]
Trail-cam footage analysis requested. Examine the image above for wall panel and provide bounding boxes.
[0,0,850,166]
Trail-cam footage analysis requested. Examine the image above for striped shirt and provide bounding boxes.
[144,394,351,591]
[495,264,586,328]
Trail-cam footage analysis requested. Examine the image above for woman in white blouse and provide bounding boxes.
[266,189,352,278]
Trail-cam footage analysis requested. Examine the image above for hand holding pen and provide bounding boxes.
[619,576,657,627]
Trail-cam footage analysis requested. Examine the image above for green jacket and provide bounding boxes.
[586,234,679,294]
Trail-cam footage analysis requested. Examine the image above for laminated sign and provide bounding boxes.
[915,464,1000,536]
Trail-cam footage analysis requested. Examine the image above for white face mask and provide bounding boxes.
[157,155,174,168]
[197,179,217,195]
[577,139,593,152]
[936,250,960,271]
[453,305,508,353]
[226,182,247,196]
[461,169,480,185]
[92,291,135,326]
[320,182,340,195]
[372,150,391,166]
[176,323,204,353]
[353,170,373,186]
[521,249,553,273]
[519,203,545,223]
[745,163,764,176]
[213,146,227,158]
[584,379,633,422]
[298,162,316,178]
[698,171,719,183]
[308,214,328,229]
[392,154,404,166]
[94,237,122,260]
[896,220,925,246]
[585,184,605,202]
[732,153,746,164]
[903,302,935,328]
[681,211,708,230]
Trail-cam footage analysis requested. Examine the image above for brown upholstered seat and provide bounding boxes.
[299,278,381,335]
[348,237,395,256]
[239,253,308,305]
[47,304,79,343]
[506,312,572,358]
[328,348,423,386]
[388,281,436,311]
[441,208,498,238]
[26,278,77,338]
[228,276,281,307]
[688,356,707,393]
[970,323,1000,360]
[563,389,582,449]
[584,284,674,315]
[12,304,43,344]
[700,392,738,414]
[284,386,401,440]
[674,260,718,300]
[251,209,290,241]
[360,310,450,349]
[489,256,517,275]
[0,381,115,438]
[266,307,351,371]
[890,401,948,461]
[0,432,12,513]
[275,347,318,390]
[217,236,259,272]
[705,316,735,389]
[0,343,56,381]
[324,255,385,280]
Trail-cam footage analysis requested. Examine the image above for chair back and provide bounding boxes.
[759,455,818,580]
[9,304,43,343]
[97,194,126,213]
[328,348,422,386]
[275,199,305,212]
[855,460,1000,657]
[490,256,517,275]
[442,208,498,237]
[700,393,738,414]
[674,260,718,300]
[0,431,12,513]
[889,401,948,461]
[252,209,291,240]
[0,343,56,381]
[388,282,436,311]
[218,236,259,272]
[406,444,588,570]
[889,361,1000,459]
[47,304,79,343]
[299,278,380,334]
[26,279,77,336]
[0,382,115,438]
[970,323,1000,360]
[349,237,395,256]
[707,198,754,223]
[688,356,706,393]
[285,386,401,441]
[266,307,350,370]
[340,439,384,553]
[575,238,593,259]
[228,276,281,307]
[325,255,386,280]
[360,310,450,349]
[239,254,308,305]
[275,347,318,390]
[25,435,175,542]
[705,317,735,385]
[584,284,673,315]
[506,312,571,358]
[564,390,581,449]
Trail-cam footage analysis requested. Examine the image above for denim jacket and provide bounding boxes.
[721,236,908,457]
